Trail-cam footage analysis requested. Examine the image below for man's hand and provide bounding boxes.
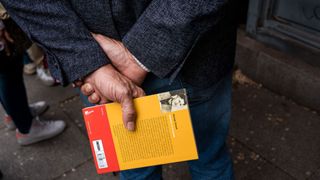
[83,64,145,131]
[92,33,148,86]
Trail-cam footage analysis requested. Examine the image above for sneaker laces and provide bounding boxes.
[33,116,56,126]
[32,116,43,126]
[34,116,57,125]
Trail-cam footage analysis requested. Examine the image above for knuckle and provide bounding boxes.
[80,86,87,95]
[125,111,136,119]
[89,94,100,104]
[121,88,131,97]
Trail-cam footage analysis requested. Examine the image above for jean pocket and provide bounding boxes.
[177,77,220,106]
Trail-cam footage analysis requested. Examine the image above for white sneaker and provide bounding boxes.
[36,67,55,86]
[3,101,49,130]
[29,101,49,117]
[16,117,66,146]
[3,115,15,131]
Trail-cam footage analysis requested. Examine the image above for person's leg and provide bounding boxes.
[120,166,162,180]
[0,54,66,145]
[186,73,234,180]
[0,55,33,134]
[22,52,36,75]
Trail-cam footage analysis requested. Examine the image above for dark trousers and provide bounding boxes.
[0,53,32,133]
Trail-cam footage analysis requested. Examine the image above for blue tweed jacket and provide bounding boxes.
[1,0,237,87]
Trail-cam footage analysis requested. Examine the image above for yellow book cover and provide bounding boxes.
[82,89,198,174]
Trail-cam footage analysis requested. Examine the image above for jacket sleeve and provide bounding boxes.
[122,0,228,79]
[0,0,110,85]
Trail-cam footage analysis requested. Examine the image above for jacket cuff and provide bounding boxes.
[122,21,198,79]
[46,46,110,86]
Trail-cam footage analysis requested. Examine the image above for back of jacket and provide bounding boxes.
[1,0,237,87]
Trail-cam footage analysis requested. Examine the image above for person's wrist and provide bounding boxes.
[132,55,150,72]
[127,56,148,85]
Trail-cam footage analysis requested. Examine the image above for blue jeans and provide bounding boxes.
[0,54,33,133]
[119,73,234,180]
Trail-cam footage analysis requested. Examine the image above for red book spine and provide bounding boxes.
[82,105,120,174]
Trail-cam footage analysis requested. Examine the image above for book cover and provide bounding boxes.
[82,89,198,174]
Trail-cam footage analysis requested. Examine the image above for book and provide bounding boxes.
[82,89,198,174]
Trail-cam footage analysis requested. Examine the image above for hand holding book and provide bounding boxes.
[79,33,148,132]
[82,64,145,131]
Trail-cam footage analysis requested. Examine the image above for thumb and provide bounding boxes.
[91,33,114,54]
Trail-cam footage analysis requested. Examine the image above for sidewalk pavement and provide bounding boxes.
[0,73,319,180]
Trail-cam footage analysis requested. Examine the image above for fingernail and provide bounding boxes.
[126,122,135,131]
[85,84,92,92]
[91,94,98,101]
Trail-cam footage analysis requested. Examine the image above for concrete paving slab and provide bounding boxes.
[230,84,320,179]
[242,160,294,180]
[23,75,77,105]
[309,168,320,180]
[55,159,118,180]
[228,137,264,179]
[0,105,92,180]
[60,96,87,134]
[56,160,191,180]
[228,137,294,180]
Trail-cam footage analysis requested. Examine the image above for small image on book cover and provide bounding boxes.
[82,89,198,174]
[158,89,188,113]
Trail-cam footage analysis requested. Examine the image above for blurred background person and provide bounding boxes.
[0,11,66,146]
[24,43,57,86]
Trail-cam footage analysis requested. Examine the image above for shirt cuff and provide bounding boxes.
[132,55,150,72]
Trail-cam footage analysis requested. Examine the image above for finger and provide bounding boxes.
[99,97,111,104]
[88,93,101,104]
[80,83,95,96]
[72,80,84,88]
[132,86,146,98]
[91,33,114,53]
[92,33,112,44]
[120,94,136,131]
[91,89,110,104]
